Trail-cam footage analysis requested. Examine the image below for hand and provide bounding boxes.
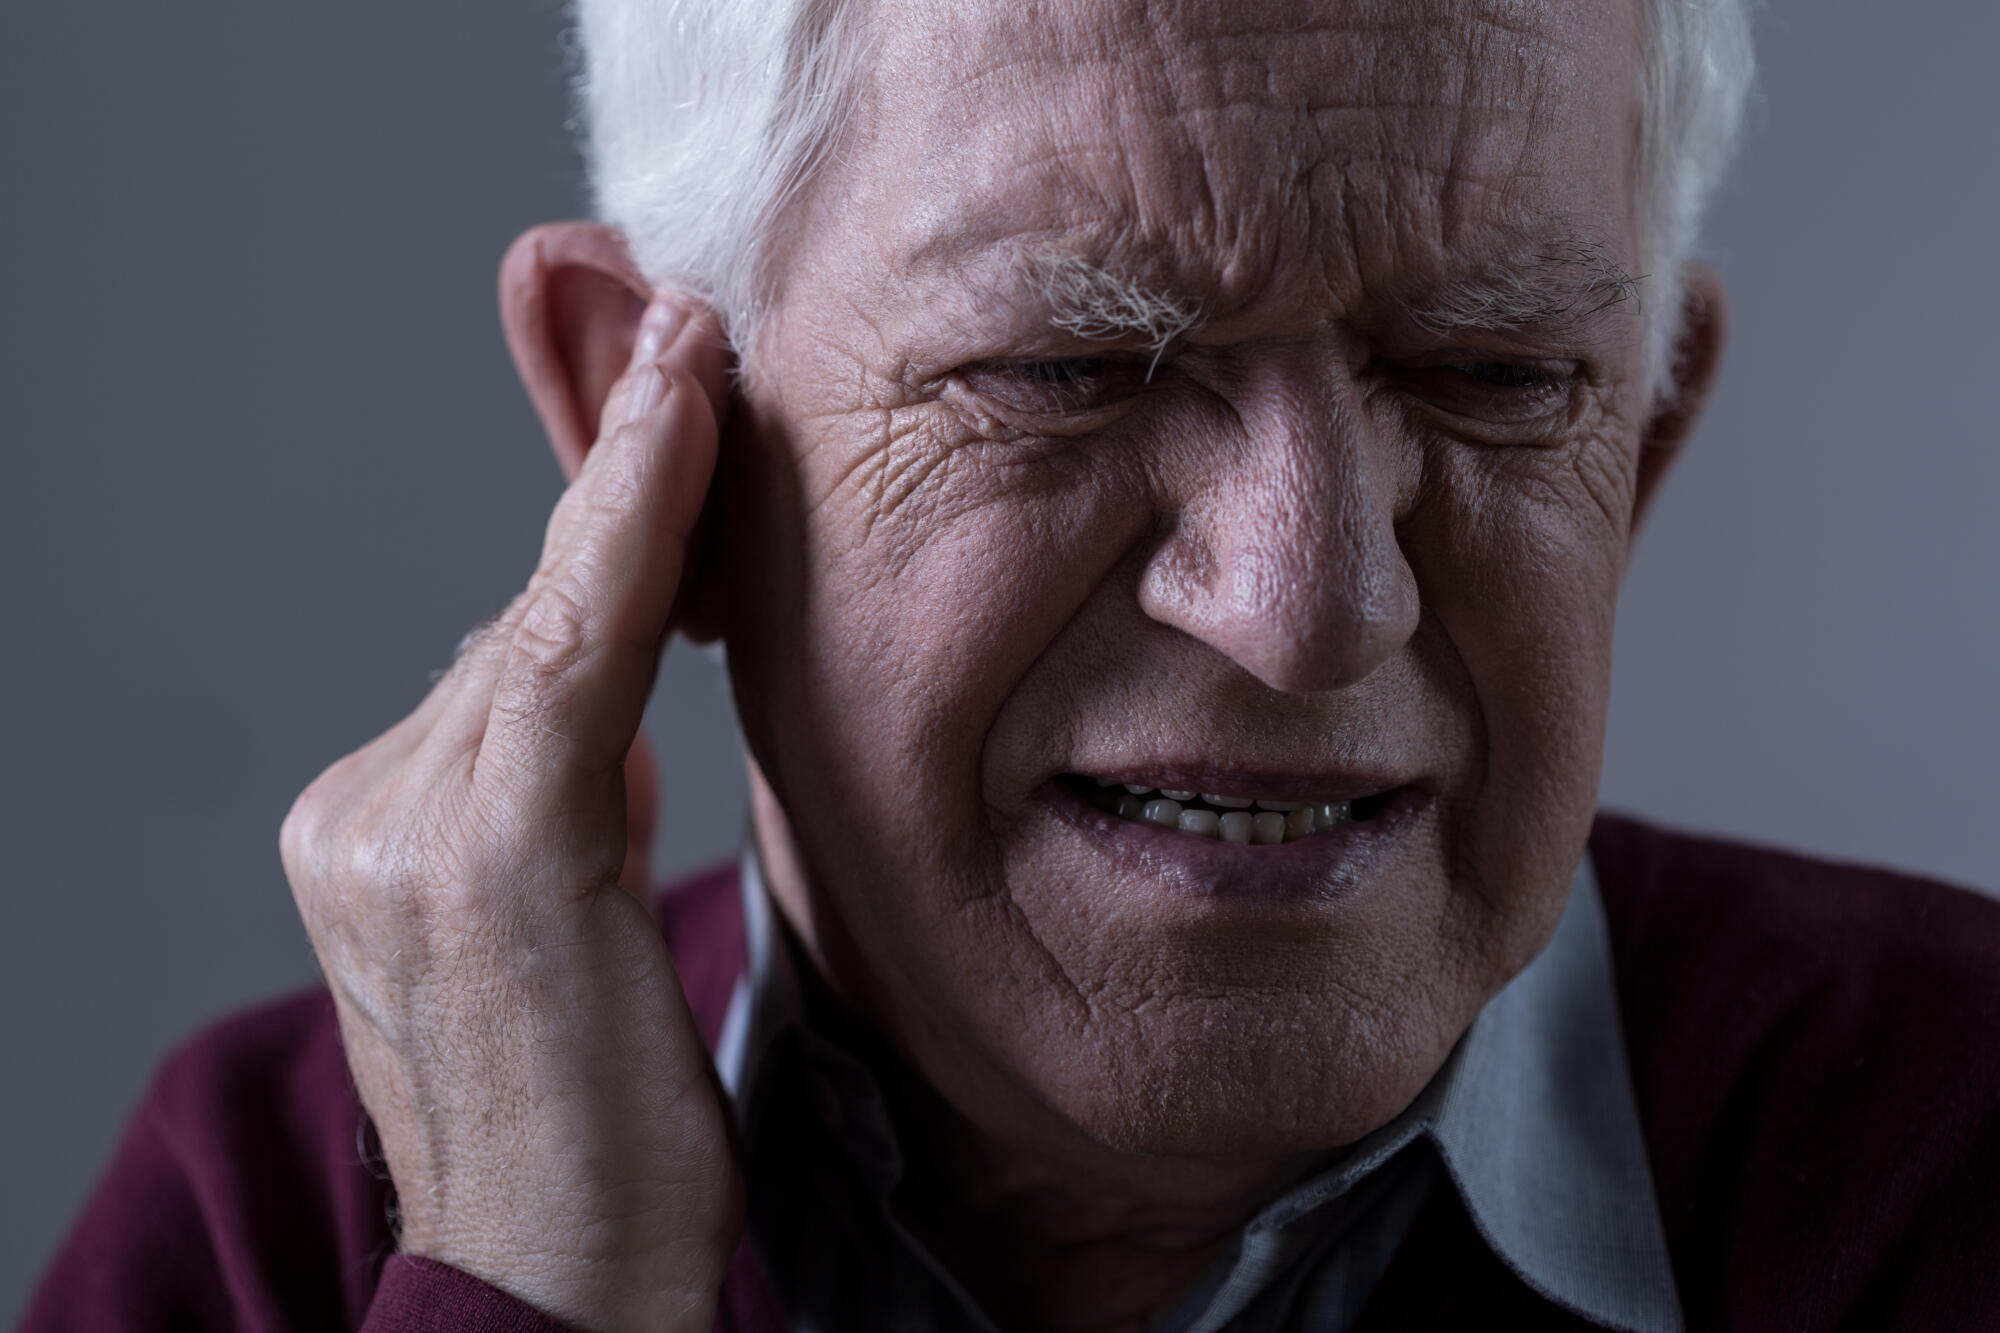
[279,298,740,1333]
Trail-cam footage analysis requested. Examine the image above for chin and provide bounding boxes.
[1006,988,1463,1161]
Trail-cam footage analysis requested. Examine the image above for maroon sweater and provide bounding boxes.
[20,813,2000,1331]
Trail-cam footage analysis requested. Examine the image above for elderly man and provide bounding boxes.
[25,0,2000,1329]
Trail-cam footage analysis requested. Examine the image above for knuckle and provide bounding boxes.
[512,580,594,677]
[279,762,353,884]
[278,786,324,879]
[333,819,417,903]
[485,582,602,744]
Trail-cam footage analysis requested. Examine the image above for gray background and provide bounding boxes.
[3,0,1994,1318]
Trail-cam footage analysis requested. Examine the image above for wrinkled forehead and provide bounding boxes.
[830,0,1645,333]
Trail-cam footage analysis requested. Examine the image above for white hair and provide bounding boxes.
[572,0,864,348]
[1037,253,1200,351]
[1637,0,1756,387]
[573,0,1753,386]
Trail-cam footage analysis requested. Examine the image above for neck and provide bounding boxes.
[880,1053,1330,1333]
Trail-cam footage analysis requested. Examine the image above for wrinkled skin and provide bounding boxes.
[709,0,1716,1320]
[283,0,1722,1329]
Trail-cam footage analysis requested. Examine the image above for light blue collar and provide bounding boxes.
[1424,856,1683,1332]
[715,851,1681,1333]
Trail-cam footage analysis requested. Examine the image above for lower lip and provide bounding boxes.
[1041,780,1432,902]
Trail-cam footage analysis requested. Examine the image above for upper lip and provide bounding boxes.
[1063,764,1420,805]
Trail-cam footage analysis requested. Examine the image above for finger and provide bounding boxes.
[418,299,730,767]
[421,597,532,736]
[534,302,725,562]
[660,307,733,629]
[470,304,722,833]
[419,300,703,766]
[399,608,517,738]
[678,307,732,432]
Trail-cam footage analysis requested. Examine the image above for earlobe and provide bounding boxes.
[499,222,654,482]
[1631,263,1728,538]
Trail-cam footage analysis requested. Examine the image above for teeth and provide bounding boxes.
[1087,778,1366,845]
[1177,809,1220,838]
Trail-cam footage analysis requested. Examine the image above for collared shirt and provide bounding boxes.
[714,855,1682,1333]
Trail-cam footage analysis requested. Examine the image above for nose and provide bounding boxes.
[1136,390,1419,695]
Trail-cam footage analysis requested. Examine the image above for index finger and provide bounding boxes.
[458,300,725,825]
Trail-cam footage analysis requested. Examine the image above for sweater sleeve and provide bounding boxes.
[362,1258,578,1333]
[17,989,573,1333]
[18,1101,241,1332]
[19,1103,573,1333]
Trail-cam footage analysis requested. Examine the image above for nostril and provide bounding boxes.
[1136,519,1418,697]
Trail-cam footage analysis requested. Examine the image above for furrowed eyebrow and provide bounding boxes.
[1029,253,1200,351]
[908,221,1634,350]
[1402,240,1640,336]
[901,220,1207,352]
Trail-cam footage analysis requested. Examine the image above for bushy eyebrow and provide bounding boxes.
[1030,252,1199,351]
[1016,240,1638,347]
[1401,240,1640,336]
[914,229,1637,349]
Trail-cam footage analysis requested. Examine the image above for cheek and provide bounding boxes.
[717,396,1147,857]
[1405,432,1638,919]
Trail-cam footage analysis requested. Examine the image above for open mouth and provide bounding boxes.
[1062,774,1397,845]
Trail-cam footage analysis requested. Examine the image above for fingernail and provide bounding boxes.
[630,300,688,369]
[623,364,666,424]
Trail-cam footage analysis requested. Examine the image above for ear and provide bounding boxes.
[499,221,654,483]
[1630,263,1727,539]
[498,222,732,644]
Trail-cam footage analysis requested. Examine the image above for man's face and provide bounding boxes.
[714,0,1661,1156]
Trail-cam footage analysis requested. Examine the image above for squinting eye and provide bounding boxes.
[1388,356,1579,432]
[1017,358,1107,386]
[954,356,1152,417]
[1454,361,1552,389]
